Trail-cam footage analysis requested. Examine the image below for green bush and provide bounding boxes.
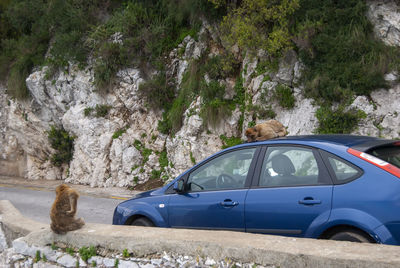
[220,135,242,149]
[294,0,400,104]
[0,0,111,99]
[215,0,300,56]
[315,105,366,134]
[87,0,215,92]
[273,84,295,109]
[1,0,218,98]
[47,125,75,167]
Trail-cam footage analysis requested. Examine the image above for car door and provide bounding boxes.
[245,145,333,237]
[168,147,259,231]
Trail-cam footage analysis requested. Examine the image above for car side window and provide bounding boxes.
[187,148,256,192]
[260,146,321,187]
[327,156,360,182]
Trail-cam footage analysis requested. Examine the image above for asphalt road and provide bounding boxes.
[0,185,123,224]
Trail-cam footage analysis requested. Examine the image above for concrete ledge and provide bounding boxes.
[2,200,400,267]
[0,200,47,245]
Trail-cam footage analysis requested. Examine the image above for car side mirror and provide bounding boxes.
[173,179,185,193]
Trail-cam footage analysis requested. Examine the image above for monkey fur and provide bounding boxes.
[245,119,287,142]
[50,184,85,234]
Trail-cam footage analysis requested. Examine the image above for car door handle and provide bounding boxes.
[298,198,321,205]
[220,200,239,207]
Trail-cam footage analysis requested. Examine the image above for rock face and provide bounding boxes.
[0,1,400,188]
[367,0,400,47]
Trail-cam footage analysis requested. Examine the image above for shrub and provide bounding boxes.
[294,0,400,104]
[0,0,111,99]
[273,84,295,109]
[1,0,218,98]
[47,125,74,167]
[87,0,214,92]
[215,0,300,56]
[220,135,242,149]
[315,105,366,134]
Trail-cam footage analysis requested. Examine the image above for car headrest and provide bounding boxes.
[271,154,295,175]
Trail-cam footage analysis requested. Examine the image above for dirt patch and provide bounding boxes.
[132,179,165,191]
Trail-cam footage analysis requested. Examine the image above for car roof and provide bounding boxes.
[245,134,397,152]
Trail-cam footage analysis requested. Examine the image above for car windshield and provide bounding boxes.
[368,145,400,168]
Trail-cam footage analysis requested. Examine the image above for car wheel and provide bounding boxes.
[131,217,155,227]
[329,230,374,243]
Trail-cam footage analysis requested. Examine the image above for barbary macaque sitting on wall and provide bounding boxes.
[50,184,85,234]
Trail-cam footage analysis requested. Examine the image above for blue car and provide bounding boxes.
[113,135,400,245]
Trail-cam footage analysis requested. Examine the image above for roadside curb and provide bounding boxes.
[0,200,47,246]
[1,200,400,267]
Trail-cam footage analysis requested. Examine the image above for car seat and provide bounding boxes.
[269,154,297,186]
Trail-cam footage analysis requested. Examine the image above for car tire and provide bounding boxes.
[131,217,155,227]
[329,230,374,243]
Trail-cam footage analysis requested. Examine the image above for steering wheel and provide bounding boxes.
[216,174,236,188]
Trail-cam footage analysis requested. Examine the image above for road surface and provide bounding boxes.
[0,184,124,224]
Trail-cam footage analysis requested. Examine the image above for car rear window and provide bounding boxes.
[367,145,400,168]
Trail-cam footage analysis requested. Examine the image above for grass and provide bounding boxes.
[79,246,97,262]
[112,127,128,139]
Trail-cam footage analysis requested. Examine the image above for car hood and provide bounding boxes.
[125,187,165,201]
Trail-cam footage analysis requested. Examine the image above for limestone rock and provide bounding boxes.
[367,0,400,47]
